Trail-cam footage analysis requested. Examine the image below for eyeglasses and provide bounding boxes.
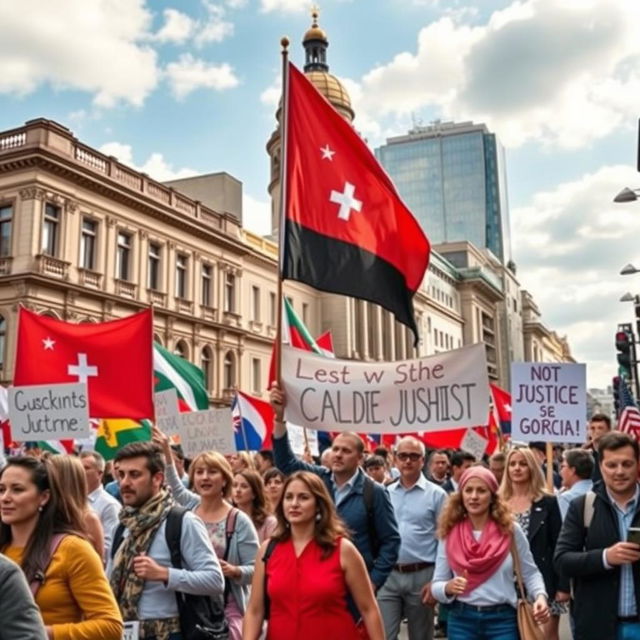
[396,452,423,462]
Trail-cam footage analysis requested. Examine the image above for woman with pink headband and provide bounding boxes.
[430,466,549,640]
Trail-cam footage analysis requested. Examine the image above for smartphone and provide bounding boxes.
[627,527,640,546]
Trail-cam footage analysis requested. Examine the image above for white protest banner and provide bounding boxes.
[9,382,90,441]
[179,408,236,458]
[460,428,488,461]
[154,389,181,435]
[511,362,586,444]
[281,343,490,433]
[288,424,319,456]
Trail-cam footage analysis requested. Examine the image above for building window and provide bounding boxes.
[201,264,212,306]
[148,243,161,290]
[80,218,97,270]
[176,254,188,298]
[0,315,5,369]
[302,303,309,325]
[224,351,235,389]
[252,358,261,394]
[201,347,212,391]
[0,204,12,257]
[116,232,131,280]
[252,286,260,322]
[42,203,60,256]
[224,272,236,313]
[174,340,187,359]
[269,292,276,326]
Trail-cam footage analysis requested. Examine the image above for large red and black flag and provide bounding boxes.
[282,63,430,342]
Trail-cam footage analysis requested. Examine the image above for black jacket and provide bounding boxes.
[527,494,569,599]
[554,481,640,640]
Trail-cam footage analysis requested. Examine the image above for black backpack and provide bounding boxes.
[112,505,236,640]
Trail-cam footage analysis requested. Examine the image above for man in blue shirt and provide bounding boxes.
[555,431,640,640]
[269,385,400,596]
[558,448,593,520]
[378,436,446,640]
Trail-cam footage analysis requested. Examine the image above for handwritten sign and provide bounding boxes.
[289,423,319,456]
[460,428,488,461]
[9,383,90,441]
[281,344,490,433]
[179,408,236,458]
[154,389,181,435]
[123,621,140,640]
[511,363,586,443]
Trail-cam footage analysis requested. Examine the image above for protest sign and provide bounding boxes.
[9,382,90,441]
[281,343,489,433]
[179,408,236,458]
[511,363,586,444]
[123,621,140,640]
[288,423,319,456]
[154,389,181,435]
[460,428,488,461]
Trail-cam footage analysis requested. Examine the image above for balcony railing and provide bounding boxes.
[148,289,166,307]
[36,254,69,279]
[78,268,102,288]
[0,257,12,276]
[114,279,136,298]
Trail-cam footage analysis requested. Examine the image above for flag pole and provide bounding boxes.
[235,391,251,452]
[275,36,290,387]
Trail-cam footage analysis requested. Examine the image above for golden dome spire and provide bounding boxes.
[303,4,327,43]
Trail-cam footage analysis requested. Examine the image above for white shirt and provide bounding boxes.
[88,486,121,556]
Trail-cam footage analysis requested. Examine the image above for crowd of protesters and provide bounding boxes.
[0,403,637,640]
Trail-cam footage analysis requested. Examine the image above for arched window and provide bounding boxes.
[224,351,235,389]
[0,314,6,370]
[174,340,188,359]
[201,347,213,391]
[153,333,163,346]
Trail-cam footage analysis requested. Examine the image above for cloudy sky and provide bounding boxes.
[1,0,639,389]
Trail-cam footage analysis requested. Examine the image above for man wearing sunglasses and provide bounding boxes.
[377,436,447,640]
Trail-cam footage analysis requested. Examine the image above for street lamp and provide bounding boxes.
[614,187,640,203]
[621,264,640,276]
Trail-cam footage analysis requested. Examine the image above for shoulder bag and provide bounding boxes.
[511,534,545,640]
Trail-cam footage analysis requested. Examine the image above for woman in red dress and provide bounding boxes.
[243,471,384,640]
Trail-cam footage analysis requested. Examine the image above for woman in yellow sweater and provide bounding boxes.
[0,456,123,640]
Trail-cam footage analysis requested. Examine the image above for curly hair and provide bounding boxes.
[437,489,514,539]
[273,471,349,559]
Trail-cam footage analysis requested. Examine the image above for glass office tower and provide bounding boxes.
[376,121,512,263]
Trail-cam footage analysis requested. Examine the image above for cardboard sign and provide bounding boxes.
[154,389,181,435]
[460,428,488,461]
[179,408,236,458]
[288,423,320,456]
[9,382,90,441]
[511,363,586,444]
[281,343,490,433]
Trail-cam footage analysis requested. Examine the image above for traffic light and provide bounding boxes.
[616,330,633,379]
[613,376,621,417]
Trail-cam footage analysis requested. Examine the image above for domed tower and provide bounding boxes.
[266,8,354,238]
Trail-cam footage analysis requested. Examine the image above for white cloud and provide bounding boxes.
[99,142,198,182]
[195,3,234,46]
[243,194,272,236]
[165,54,239,99]
[353,0,640,149]
[154,9,195,44]
[512,164,640,387]
[260,0,307,12]
[0,0,159,107]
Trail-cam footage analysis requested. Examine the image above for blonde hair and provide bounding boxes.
[499,447,548,502]
[236,451,255,471]
[189,451,234,498]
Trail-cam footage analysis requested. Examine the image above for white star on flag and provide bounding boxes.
[320,144,335,161]
[42,337,55,350]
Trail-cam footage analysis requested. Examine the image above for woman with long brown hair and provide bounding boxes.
[431,466,548,640]
[243,471,384,640]
[46,454,105,559]
[263,468,285,515]
[232,470,277,543]
[0,456,122,639]
[499,447,569,640]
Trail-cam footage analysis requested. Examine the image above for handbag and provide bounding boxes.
[510,535,545,640]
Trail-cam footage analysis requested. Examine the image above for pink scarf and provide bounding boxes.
[446,517,511,594]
